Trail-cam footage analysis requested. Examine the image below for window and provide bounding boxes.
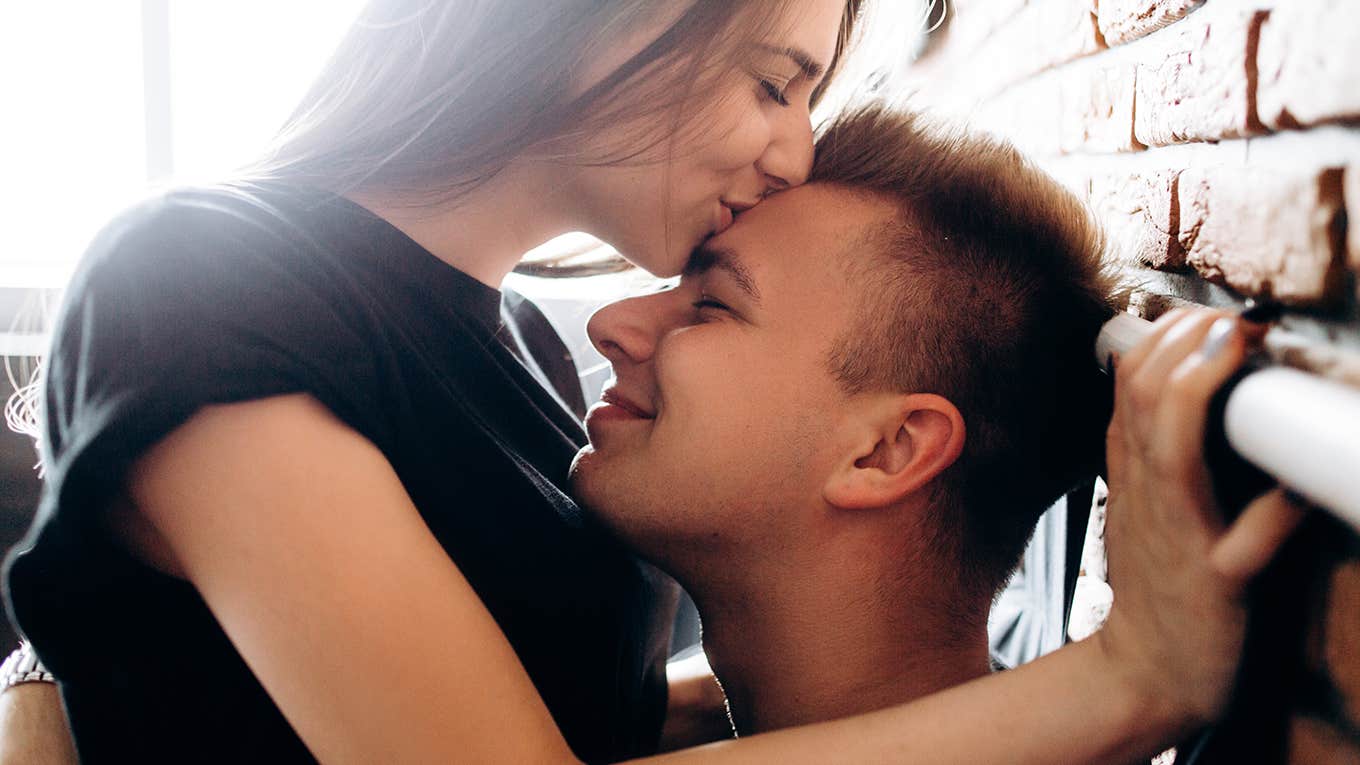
[0,1,364,287]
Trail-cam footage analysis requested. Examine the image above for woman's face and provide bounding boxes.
[564,0,847,277]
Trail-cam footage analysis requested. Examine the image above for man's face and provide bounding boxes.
[569,185,895,562]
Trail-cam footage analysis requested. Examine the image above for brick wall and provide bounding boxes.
[898,1,1359,762]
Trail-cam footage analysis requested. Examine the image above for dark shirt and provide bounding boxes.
[4,183,674,763]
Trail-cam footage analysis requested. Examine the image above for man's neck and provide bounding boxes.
[693,542,992,735]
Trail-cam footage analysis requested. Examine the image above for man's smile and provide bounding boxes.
[585,386,656,433]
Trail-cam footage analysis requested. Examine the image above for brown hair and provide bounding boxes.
[810,104,1116,598]
[10,1,869,451]
[248,0,865,205]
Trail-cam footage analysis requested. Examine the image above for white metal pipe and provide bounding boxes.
[1095,312,1360,530]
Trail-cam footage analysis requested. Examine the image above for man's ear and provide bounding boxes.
[823,393,965,511]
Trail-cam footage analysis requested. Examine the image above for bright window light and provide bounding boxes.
[0,2,363,286]
[0,5,145,286]
[169,1,364,181]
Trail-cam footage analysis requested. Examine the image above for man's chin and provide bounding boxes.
[566,447,635,540]
[567,445,607,504]
[568,444,594,478]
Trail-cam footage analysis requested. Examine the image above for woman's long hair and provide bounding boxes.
[246,0,864,205]
[7,1,867,448]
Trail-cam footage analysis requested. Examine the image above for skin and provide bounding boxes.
[105,265,1297,765]
[359,0,845,287]
[0,684,77,765]
[572,185,994,735]
[569,187,1304,740]
[572,186,884,564]
[5,0,851,758]
[3,196,1304,765]
[1,2,1305,763]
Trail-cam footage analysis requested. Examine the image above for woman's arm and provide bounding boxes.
[0,684,77,765]
[125,394,576,764]
[122,308,1298,764]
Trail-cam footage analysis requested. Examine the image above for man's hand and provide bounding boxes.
[1098,308,1306,730]
[0,683,78,765]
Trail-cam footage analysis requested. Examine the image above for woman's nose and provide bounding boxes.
[758,109,815,191]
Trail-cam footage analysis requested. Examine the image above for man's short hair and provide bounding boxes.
[810,104,1116,598]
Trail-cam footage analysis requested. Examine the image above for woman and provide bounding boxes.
[3,0,1298,763]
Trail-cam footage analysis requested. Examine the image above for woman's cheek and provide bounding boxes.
[685,89,774,172]
[716,109,775,171]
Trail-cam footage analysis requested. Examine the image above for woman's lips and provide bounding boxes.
[713,198,758,236]
[714,203,735,235]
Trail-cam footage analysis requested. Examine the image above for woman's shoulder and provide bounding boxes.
[33,183,400,488]
[47,182,390,426]
[57,181,404,361]
[74,181,344,281]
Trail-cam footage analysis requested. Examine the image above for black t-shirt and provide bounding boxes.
[4,183,676,763]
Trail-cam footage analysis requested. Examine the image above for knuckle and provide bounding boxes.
[1165,364,1198,394]
[1149,449,1187,481]
[1106,419,1124,443]
[1106,428,1128,459]
[1126,379,1159,412]
[1157,307,1192,325]
[1166,361,1213,402]
[1149,442,1200,486]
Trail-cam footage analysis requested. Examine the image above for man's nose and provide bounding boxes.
[586,291,671,368]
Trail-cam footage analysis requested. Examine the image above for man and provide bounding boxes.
[571,104,1116,735]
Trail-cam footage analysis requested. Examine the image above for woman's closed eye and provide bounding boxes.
[757,78,791,107]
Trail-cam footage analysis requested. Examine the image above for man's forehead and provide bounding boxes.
[699,185,891,278]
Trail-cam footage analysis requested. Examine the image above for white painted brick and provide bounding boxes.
[903,0,1102,105]
[972,79,1065,158]
[942,0,1029,55]
[1177,165,1347,305]
[969,56,1138,159]
[1059,60,1140,154]
[1133,7,1267,146]
[1040,161,1091,202]
[1089,168,1184,268]
[1269,334,1360,390]
[1098,0,1205,46]
[1257,0,1360,130]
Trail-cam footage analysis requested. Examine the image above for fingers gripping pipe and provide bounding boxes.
[1095,312,1360,530]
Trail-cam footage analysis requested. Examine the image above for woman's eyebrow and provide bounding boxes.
[684,245,762,306]
[756,44,825,82]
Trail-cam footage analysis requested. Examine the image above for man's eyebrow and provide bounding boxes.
[756,44,825,82]
[684,245,762,306]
